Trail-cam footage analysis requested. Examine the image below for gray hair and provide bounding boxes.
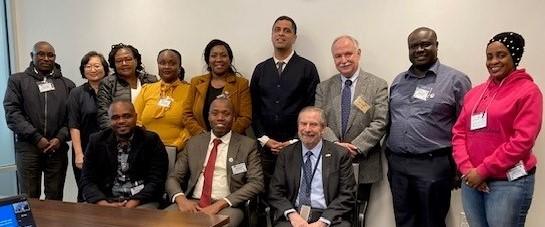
[331,35,360,51]
[298,106,327,127]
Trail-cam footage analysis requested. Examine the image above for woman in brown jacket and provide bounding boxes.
[182,39,252,135]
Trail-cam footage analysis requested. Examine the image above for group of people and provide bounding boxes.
[3,15,541,227]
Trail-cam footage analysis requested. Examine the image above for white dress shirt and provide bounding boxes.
[192,131,232,204]
[172,131,233,206]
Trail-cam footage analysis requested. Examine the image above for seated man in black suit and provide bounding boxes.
[269,106,356,227]
[80,100,168,208]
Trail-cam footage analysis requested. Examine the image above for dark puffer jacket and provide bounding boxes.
[96,72,157,129]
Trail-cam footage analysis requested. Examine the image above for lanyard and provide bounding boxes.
[302,151,322,191]
[471,79,505,116]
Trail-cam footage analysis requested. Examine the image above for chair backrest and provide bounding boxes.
[352,163,359,183]
[165,146,177,174]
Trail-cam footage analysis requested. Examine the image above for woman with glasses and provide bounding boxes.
[452,32,542,227]
[96,43,157,129]
[67,51,108,202]
[134,49,191,171]
[182,39,252,135]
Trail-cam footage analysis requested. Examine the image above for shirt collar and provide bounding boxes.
[210,131,232,145]
[301,139,323,157]
[116,133,134,144]
[273,50,295,65]
[340,68,360,85]
[406,60,440,79]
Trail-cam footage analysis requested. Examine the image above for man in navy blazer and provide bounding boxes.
[268,107,356,227]
[250,16,320,189]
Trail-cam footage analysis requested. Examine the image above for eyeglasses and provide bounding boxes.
[84,64,103,70]
[333,52,357,61]
[114,57,135,65]
[35,52,56,59]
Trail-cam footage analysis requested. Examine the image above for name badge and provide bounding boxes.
[507,161,528,181]
[231,163,247,175]
[470,112,487,130]
[353,95,370,113]
[130,184,144,195]
[413,85,432,101]
[37,81,55,93]
[300,205,311,222]
[158,98,172,107]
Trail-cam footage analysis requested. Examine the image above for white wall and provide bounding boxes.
[9,0,545,226]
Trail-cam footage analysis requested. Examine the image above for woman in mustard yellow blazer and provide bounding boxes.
[135,49,191,151]
[183,39,252,135]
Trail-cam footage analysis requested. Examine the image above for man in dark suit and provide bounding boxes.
[80,100,168,208]
[166,98,264,227]
[269,107,356,227]
[250,16,320,188]
[315,35,389,226]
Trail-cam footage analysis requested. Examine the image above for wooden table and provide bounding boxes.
[28,199,229,227]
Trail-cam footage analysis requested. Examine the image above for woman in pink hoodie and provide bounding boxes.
[452,32,542,227]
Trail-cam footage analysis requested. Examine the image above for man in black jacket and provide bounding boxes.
[80,100,168,208]
[4,41,75,200]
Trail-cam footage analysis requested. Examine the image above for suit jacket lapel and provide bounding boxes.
[226,133,241,188]
[106,133,118,170]
[321,142,332,204]
[191,133,211,190]
[195,74,210,97]
[128,128,144,164]
[292,144,303,202]
[223,73,237,97]
[346,70,369,132]
[331,76,343,136]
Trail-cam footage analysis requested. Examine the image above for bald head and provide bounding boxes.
[108,100,135,116]
[32,41,54,53]
[408,27,437,42]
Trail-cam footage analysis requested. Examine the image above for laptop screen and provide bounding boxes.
[0,196,36,227]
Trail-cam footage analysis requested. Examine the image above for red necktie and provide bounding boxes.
[199,138,222,207]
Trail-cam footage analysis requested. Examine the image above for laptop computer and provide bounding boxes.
[0,195,36,227]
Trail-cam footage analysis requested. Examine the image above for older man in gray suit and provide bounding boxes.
[315,35,389,226]
[165,98,264,227]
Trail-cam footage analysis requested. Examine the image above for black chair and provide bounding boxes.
[352,163,367,227]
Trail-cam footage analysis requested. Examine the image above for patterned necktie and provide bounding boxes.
[341,79,353,137]
[277,61,285,76]
[298,151,313,206]
[199,138,222,207]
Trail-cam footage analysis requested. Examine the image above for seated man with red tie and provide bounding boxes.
[165,98,264,226]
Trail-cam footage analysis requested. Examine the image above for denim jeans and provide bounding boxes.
[461,174,535,227]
